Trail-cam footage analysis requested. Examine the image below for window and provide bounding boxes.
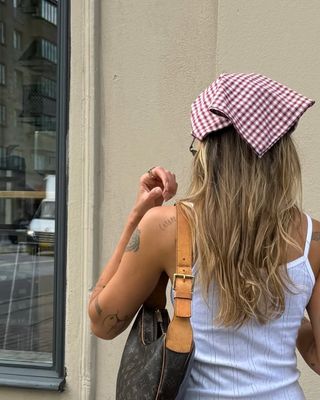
[13,109,21,127]
[40,0,57,26]
[0,104,6,124]
[13,29,22,50]
[0,64,5,85]
[39,77,57,99]
[0,0,68,390]
[41,38,57,64]
[14,69,23,90]
[0,22,5,45]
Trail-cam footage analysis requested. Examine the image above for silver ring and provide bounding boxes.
[147,167,156,179]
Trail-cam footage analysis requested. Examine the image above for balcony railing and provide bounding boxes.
[22,84,56,118]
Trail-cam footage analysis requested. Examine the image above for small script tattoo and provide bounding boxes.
[159,216,176,231]
[311,232,320,241]
[95,297,103,316]
[125,228,140,252]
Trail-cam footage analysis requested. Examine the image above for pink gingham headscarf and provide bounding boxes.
[191,73,315,157]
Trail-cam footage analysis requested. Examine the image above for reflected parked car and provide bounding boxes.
[26,200,55,255]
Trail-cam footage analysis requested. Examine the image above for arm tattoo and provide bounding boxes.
[311,232,320,241]
[103,312,128,325]
[95,297,103,316]
[125,228,140,252]
[159,216,176,231]
[103,312,130,335]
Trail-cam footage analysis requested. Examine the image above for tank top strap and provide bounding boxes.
[304,214,313,258]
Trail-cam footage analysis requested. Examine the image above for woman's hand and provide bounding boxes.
[132,166,178,218]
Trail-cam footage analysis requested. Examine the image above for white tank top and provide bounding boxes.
[178,214,315,400]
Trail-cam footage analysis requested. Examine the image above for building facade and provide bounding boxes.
[0,1,319,399]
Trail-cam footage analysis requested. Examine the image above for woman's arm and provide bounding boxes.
[296,221,320,375]
[88,167,177,340]
[296,315,320,375]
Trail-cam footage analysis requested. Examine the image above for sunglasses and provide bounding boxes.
[189,137,198,156]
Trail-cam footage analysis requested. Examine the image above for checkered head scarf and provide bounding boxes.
[191,73,315,157]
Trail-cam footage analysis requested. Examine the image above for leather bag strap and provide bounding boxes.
[165,202,194,353]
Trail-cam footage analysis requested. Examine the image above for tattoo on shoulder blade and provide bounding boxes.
[125,228,140,252]
[95,297,103,316]
[159,216,176,231]
[311,232,320,241]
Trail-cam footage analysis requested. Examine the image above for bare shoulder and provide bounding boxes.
[141,205,177,232]
[139,206,177,275]
[310,217,320,279]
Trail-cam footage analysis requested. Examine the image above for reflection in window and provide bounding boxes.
[34,199,55,219]
[40,38,57,64]
[40,0,57,26]
[14,69,23,90]
[0,0,58,368]
[13,29,22,50]
[0,22,5,45]
[0,104,6,125]
[0,64,5,85]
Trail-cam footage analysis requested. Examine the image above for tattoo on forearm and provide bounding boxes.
[95,297,103,316]
[159,216,176,231]
[103,312,128,325]
[312,232,320,241]
[103,312,130,334]
[125,229,140,252]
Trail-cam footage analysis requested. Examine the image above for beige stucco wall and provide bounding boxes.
[96,1,218,399]
[215,1,320,398]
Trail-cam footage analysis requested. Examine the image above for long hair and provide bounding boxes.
[181,126,303,327]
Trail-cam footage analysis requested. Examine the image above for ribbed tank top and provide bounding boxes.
[176,214,315,400]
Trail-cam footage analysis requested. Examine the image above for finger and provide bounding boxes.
[163,179,178,201]
[152,168,177,201]
[148,187,164,203]
[140,173,163,191]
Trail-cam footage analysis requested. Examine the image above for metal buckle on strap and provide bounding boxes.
[173,273,194,291]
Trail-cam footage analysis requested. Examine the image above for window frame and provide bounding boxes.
[0,0,69,391]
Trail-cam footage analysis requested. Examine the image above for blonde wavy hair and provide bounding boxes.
[181,126,303,327]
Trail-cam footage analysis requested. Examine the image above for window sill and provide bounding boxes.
[0,368,66,391]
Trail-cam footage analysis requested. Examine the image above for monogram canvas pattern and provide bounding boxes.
[116,306,194,400]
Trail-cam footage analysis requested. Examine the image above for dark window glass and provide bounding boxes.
[0,0,66,389]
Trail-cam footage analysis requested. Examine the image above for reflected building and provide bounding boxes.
[0,0,57,227]
[0,0,57,357]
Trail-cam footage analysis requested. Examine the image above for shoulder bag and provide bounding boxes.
[116,202,195,400]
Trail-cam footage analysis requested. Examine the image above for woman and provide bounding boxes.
[88,73,320,399]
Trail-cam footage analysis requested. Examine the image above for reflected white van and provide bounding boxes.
[27,175,55,254]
